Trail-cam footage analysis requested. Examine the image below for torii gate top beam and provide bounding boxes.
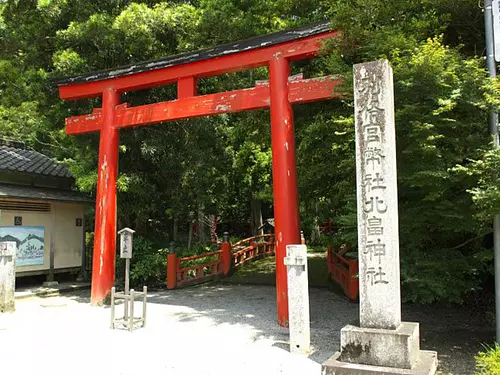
[54,21,338,100]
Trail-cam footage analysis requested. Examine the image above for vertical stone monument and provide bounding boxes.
[0,242,16,313]
[284,244,310,355]
[322,60,437,374]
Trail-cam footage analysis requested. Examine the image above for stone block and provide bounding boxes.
[285,244,310,355]
[340,322,419,369]
[42,281,59,288]
[0,242,16,313]
[354,59,401,330]
[322,351,437,375]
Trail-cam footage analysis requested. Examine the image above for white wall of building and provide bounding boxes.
[0,201,85,275]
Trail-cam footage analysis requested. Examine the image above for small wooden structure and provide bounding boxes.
[110,228,147,332]
[110,286,147,332]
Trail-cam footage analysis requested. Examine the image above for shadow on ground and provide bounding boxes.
[48,250,494,375]
[58,282,493,375]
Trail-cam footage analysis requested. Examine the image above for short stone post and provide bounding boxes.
[322,60,437,374]
[284,244,310,355]
[221,232,232,276]
[0,242,16,313]
[167,245,177,289]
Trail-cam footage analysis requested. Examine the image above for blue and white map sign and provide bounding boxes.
[0,226,45,266]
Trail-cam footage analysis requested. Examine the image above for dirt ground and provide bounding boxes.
[224,254,495,374]
[1,253,493,375]
[0,284,491,375]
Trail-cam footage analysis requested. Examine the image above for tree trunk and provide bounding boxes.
[187,221,193,250]
[209,215,218,243]
[251,198,264,236]
[173,216,178,243]
[311,201,321,244]
[198,207,207,244]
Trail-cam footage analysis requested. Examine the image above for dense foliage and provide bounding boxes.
[0,0,499,304]
[475,343,500,374]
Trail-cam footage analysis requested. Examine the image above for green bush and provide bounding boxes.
[120,236,168,288]
[475,344,500,374]
[401,248,491,305]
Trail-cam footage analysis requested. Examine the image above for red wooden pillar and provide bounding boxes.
[91,88,120,305]
[167,252,178,289]
[269,53,301,327]
[221,232,232,276]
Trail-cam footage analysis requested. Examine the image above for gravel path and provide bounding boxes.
[0,284,490,375]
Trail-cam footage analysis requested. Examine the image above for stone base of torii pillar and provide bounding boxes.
[322,60,437,375]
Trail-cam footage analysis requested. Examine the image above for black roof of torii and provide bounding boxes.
[53,21,332,86]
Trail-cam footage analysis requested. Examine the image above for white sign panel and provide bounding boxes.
[493,0,500,62]
[120,233,133,259]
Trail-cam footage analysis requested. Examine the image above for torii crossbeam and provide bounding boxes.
[55,21,341,327]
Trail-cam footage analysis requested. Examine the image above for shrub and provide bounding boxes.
[400,247,491,305]
[475,344,500,374]
[119,236,168,288]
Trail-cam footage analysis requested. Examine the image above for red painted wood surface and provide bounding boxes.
[177,259,222,288]
[90,89,120,305]
[65,76,342,135]
[58,27,342,316]
[327,245,359,301]
[269,53,300,327]
[232,241,274,268]
[221,240,232,276]
[177,76,197,98]
[231,234,274,249]
[166,235,275,289]
[58,31,339,100]
[167,253,177,289]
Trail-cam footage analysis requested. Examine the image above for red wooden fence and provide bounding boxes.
[167,234,275,289]
[166,234,359,302]
[327,244,359,301]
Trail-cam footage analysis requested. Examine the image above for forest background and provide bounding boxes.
[1,0,500,305]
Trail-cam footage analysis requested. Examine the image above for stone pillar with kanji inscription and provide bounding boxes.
[322,60,437,375]
[0,242,16,313]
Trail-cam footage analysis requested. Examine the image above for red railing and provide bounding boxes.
[327,244,359,301]
[176,250,223,288]
[232,234,274,268]
[167,234,274,289]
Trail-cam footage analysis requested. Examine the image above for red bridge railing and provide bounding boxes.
[327,244,359,301]
[167,233,275,289]
[232,234,274,268]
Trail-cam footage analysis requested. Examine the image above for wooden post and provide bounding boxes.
[48,204,56,282]
[269,52,301,327]
[167,251,177,289]
[221,232,232,276]
[91,88,120,305]
[129,289,135,332]
[110,287,115,329]
[80,214,86,280]
[142,286,147,328]
[124,258,130,319]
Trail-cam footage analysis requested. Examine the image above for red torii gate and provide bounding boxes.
[55,21,341,327]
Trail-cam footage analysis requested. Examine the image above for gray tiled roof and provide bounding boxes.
[0,183,93,203]
[0,146,72,178]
